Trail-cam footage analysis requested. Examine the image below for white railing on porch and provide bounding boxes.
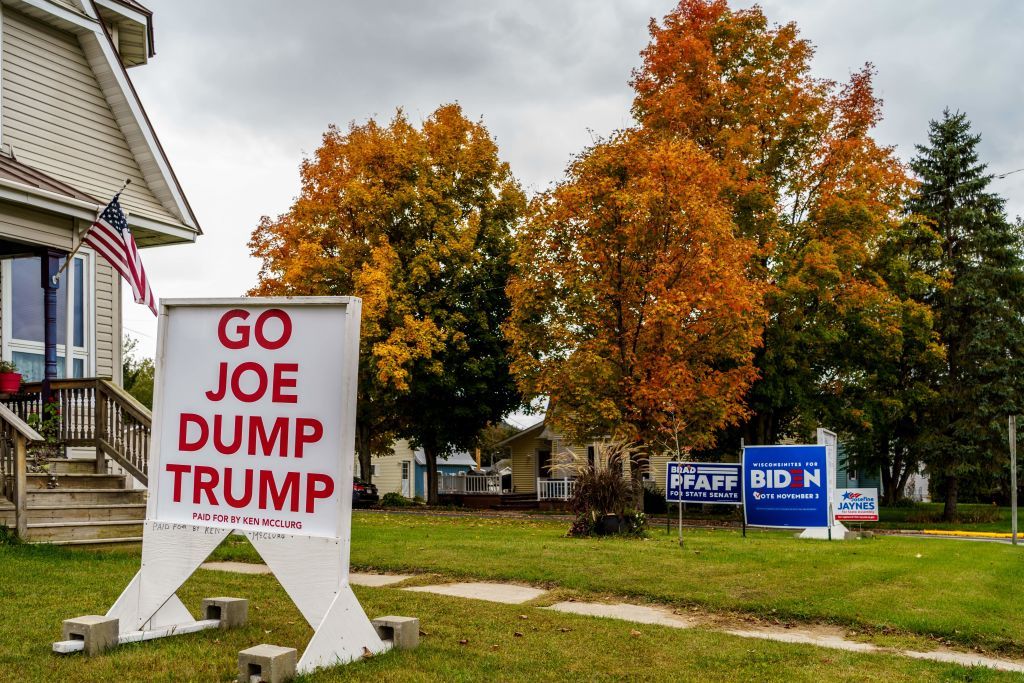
[437,472,502,495]
[537,478,576,501]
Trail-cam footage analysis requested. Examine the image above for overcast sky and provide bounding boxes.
[127,1,1024,424]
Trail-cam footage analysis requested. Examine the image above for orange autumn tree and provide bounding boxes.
[631,0,913,446]
[505,131,766,475]
[249,105,525,493]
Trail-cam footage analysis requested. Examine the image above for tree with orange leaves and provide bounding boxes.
[505,130,765,474]
[250,105,524,497]
[632,0,913,447]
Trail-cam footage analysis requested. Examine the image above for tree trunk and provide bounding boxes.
[425,445,439,505]
[942,474,959,521]
[357,423,373,485]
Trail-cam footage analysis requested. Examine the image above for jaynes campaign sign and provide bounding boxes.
[151,300,354,538]
[834,488,879,521]
[666,462,742,504]
[743,445,828,528]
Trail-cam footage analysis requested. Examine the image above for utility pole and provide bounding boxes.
[1011,415,1018,546]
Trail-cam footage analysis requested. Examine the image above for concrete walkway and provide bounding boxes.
[201,562,1024,674]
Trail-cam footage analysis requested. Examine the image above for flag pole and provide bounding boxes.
[53,178,131,285]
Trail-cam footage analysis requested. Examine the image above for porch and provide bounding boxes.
[435,472,575,510]
[0,378,152,543]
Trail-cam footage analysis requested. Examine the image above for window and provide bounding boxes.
[3,253,91,381]
[587,445,595,469]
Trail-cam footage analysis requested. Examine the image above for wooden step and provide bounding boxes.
[26,503,147,523]
[43,458,99,474]
[24,473,125,490]
[25,520,144,543]
[26,488,146,506]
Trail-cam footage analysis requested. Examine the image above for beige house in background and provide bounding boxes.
[498,418,672,496]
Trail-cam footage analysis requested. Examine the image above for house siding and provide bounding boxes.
[1,9,178,227]
[93,252,119,380]
[0,201,72,249]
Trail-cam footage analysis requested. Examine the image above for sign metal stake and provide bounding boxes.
[1011,415,1018,546]
[678,500,684,548]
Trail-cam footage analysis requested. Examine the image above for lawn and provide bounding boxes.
[0,543,1015,682]
[209,511,1024,655]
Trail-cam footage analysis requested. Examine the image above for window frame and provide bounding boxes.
[1,249,96,381]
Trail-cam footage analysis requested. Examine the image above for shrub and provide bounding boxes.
[0,525,19,545]
[564,439,647,537]
[381,492,415,507]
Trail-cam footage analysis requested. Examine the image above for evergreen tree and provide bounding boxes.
[908,110,1024,519]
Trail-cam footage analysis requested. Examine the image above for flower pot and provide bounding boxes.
[0,372,21,394]
[596,514,624,535]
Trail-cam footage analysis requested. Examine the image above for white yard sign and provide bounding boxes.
[106,298,386,673]
[155,303,347,537]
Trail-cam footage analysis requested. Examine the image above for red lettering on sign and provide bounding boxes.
[248,416,290,457]
[231,362,268,402]
[294,418,323,458]
[305,473,334,512]
[213,414,243,454]
[260,469,300,512]
[217,309,250,349]
[223,467,253,507]
[254,309,292,349]
[166,463,191,501]
[272,363,298,403]
[179,413,208,452]
[193,465,219,505]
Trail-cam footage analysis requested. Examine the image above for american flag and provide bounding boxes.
[83,193,157,316]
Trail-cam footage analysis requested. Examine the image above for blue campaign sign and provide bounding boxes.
[666,462,742,504]
[743,445,829,528]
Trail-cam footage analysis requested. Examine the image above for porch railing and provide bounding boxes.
[537,478,576,501]
[437,472,502,495]
[0,403,44,537]
[2,378,152,487]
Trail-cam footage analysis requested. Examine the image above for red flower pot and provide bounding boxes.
[0,373,22,394]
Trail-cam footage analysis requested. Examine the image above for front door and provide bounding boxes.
[401,461,411,497]
[537,449,552,478]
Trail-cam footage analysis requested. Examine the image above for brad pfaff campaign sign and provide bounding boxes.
[834,488,879,521]
[743,445,829,528]
[666,462,742,504]
[151,299,353,538]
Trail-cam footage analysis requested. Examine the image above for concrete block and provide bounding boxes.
[372,615,420,650]
[62,615,118,656]
[203,597,249,629]
[238,644,297,683]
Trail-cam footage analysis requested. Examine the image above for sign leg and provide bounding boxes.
[298,584,386,673]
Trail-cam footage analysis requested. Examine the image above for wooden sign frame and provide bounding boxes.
[105,297,386,672]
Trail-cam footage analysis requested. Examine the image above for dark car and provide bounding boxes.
[353,478,379,507]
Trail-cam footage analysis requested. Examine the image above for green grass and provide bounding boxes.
[0,543,1015,682]
[872,503,1015,533]
[212,511,1024,655]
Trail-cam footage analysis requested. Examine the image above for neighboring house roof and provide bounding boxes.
[0,153,98,204]
[414,450,478,468]
[495,419,548,447]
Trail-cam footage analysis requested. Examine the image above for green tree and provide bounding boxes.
[121,336,154,409]
[249,104,525,500]
[907,110,1024,519]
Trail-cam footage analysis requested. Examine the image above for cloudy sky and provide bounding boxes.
[127,0,1024,391]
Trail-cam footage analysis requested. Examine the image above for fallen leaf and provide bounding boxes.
[514,632,524,637]
[459,639,468,645]
[490,644,500,651]
[518,615,528,620]
[419,630,429,637]
[630,630,642,637]
[557,627,571,633]
[362,647,373,659]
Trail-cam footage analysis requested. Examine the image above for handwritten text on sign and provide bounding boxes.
[154,305,349,537]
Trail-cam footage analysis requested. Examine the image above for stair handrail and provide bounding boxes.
[0,403,44,538]
[95,379,152,487]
